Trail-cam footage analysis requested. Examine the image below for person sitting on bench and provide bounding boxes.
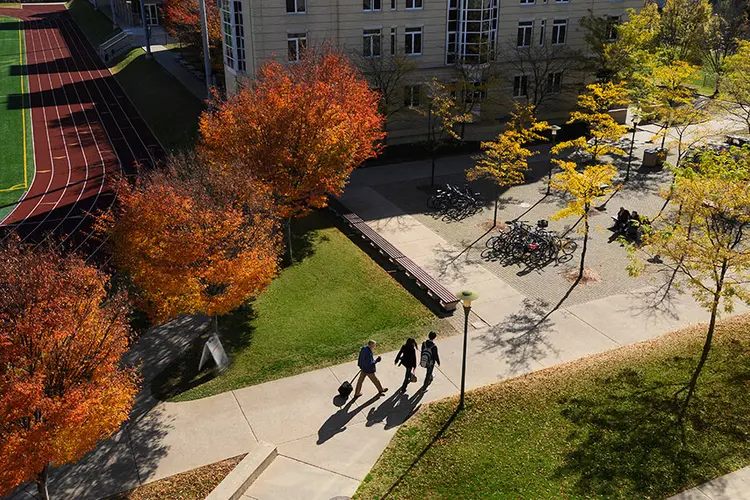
[611,207,631,232]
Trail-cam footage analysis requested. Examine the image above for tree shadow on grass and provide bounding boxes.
[556,346,750,498]
[287,211,334,265]
[150,304,256,401]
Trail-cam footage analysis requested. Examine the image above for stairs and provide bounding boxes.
[98,30,133,62]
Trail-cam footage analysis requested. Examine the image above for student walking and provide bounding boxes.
[353,340,388,398]
[395,338,418,393]
[420,331,440,387]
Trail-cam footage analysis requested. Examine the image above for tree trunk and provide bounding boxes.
[577,211,590,283]
[37,463,50,500]
[286,217,294,264]
[493,196,499,228]
[678,260,728,425]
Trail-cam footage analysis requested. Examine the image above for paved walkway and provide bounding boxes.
[11,116,750,499]
[671,467,750,500]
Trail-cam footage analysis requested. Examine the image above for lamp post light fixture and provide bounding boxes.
[626,115,641,183]
[456,289,479,411]
[547,125,562,196]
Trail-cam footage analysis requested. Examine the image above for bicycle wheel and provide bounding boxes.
[560,239,578,255]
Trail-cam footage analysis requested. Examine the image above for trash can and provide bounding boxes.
[643,148,666,168]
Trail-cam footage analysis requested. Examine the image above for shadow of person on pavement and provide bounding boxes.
[317,394,380,445]
[365,387,427,430]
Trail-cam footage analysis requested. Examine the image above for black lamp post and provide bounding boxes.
[456,289,479,411]
[547,125,561,195]
[626,115,640,183]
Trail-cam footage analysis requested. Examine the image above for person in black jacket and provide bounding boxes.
[421,331,441,387]
[395,338,418,393]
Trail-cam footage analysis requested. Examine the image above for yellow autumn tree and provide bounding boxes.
[629,147,750,426]
[467,103,548,226]
[644,60,697,149]
[553,82,630,163]
[551,161,617,284]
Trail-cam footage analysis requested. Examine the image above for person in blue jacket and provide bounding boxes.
[353,340,388,398]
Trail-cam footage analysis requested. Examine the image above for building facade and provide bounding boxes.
[219,0,641,143]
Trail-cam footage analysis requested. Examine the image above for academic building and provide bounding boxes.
[217,0,642,143]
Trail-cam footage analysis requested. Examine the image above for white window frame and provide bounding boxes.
[513,75,528,98]
[517,21,533,48]
[363,0,382,12]
[519,0,535,4]
[551,19,567,46]
[405,0,423,9]
[287,32,307,62]
[390,26,397,55]
[286,0,305,14]
[405,26,422,55]
[404,84,421,107]
[555,0,570,3]
[219,0,245,73]
[363,28,382,58]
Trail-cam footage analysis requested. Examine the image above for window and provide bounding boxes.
[220,0,234,69]
[286,0,305,13]
[390,27,396,55]
[446,0,498,65]
[405,26,422,55]
[513,75,528,98]
[405,0,422,8]
[539,19,546,45]
[551,19,567,45]
[233,0,245,71]
[517,21,533,48]
[404,84,421,107]
[363,0,381,11]
[547,71,563,93]
[391,0,396,9]
[605,16,620,41]
[363,29,382,57]
[555,0,569,3]
[287,32,307,62]
[219,0,245,72]
[520,0,534,4]
[464,80,486,105]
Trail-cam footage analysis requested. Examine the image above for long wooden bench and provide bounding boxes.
[396,257,459,311]
[328,198,459,312]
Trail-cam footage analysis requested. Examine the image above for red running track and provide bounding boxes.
[0,4,162,255]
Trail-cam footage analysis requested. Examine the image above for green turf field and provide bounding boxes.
[0,15,34,222]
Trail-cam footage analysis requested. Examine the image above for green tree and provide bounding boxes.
[553,82,630,163]
[467,103,549,226]
[421,78,472,187]
[629,147,750,428]
[643,61,698,149]
[718,41,750,133]
[658,0,713,63]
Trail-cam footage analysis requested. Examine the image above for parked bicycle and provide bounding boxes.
[427,183,485,221]
[482,219,577,268]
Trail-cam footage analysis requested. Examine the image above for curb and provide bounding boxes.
[205,442,277,500]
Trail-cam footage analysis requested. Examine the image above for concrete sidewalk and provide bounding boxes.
[671,467,750,500]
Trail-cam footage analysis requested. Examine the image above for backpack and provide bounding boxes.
[420,342,433,368]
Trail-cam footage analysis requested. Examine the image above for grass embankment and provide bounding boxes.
[0,15,33,221]
[153,213,436,402]
[67,0,203,149]
[357,314,750,499]
[108,455,243,499]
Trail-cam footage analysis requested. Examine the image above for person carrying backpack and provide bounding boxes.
[420,331,440,387]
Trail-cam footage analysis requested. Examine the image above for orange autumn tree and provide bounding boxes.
[0,237,138,500]
[97,155,281,323]
[199,50,385,260]
[163,0,223,72]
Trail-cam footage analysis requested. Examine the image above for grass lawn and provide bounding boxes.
[688,66,718,97]
[0,15,33,221]
[67,0,203,149]
[152,212,437,402]
[357,314,750,499]
[107,455,243,499]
